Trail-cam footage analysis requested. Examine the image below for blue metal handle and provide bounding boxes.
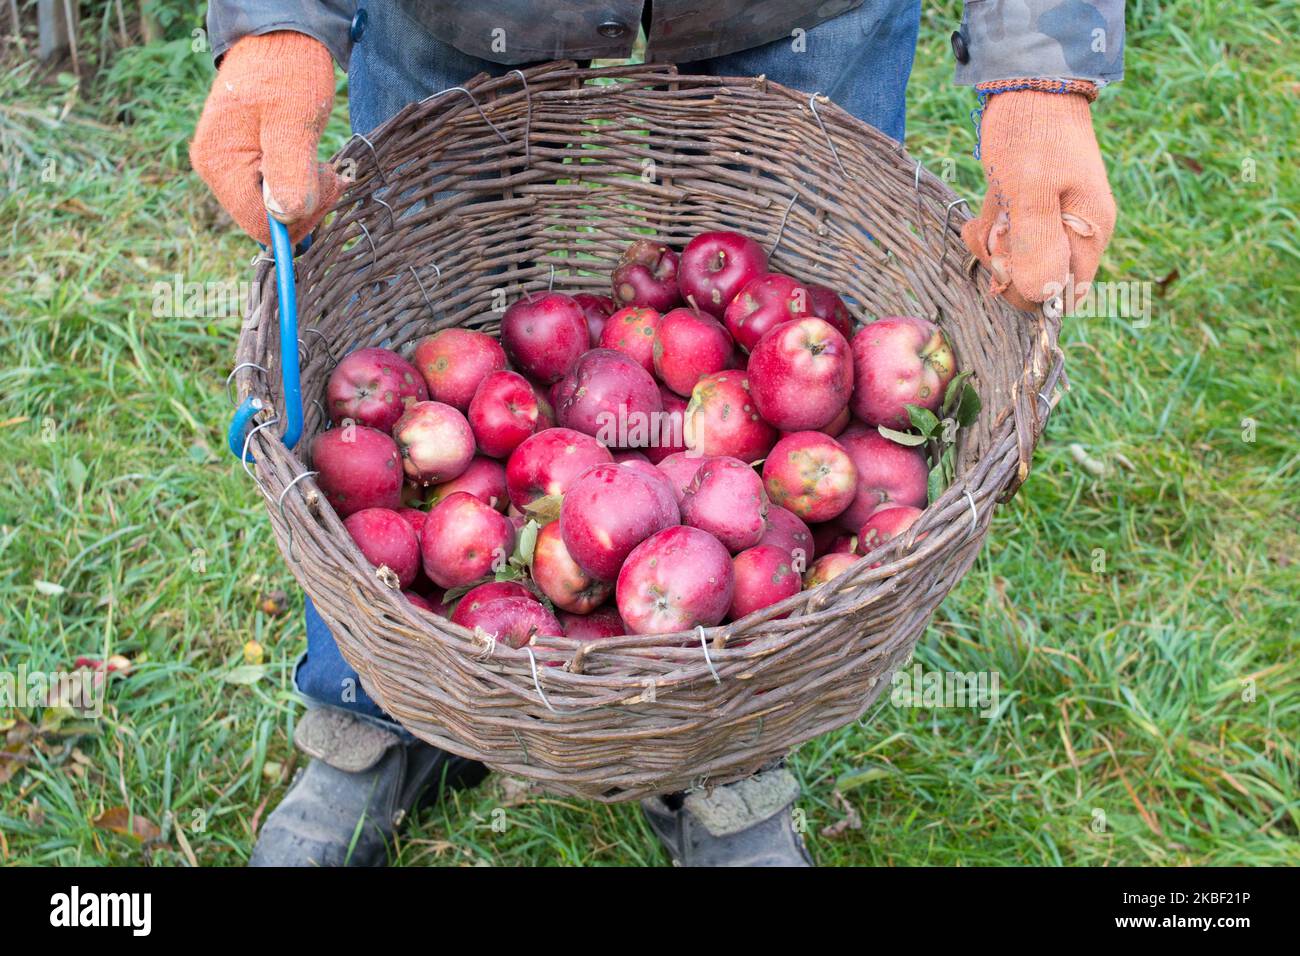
[227,215,305,461]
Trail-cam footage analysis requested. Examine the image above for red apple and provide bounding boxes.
[656,451,706,503]
[598,306,661,374]
[811,524,857,556]
[858,505,924,558]
[532,520,614,613]
[427,456,508,512]
[614,458,680,515]
[646,386,688,463]
[450,580,535,622]
[396,507,428,543]
[723,273,810,353]
[553,348,663,449]
[850,316,956,428]
[412,329,506,411]
[468,369,539,459]
[677,231,768,318]
[761,431,858,523]
[682,370,776,463]
[453,596,562,649]
[616,526,734,634]
[759,504,815,571]
[837,426,930,530]
[500,292,588,384]
[805,284,854,340]
[747,317,853,430]
[816,404,852,438]
[653,306,733,397]
[326,347,427,432]
[421,491,515,589]
[559,606,626,640]
[680,456,768,553]
[730,543,802,620]
[343,507,421,589]
[505,427,613,511]
[404,590,440,614]
[611,238,681,312]
[559,462,680,581]
[392,400,475,486]
[312,425,404,518]
[803,552,860,589]
[572,292,617,345]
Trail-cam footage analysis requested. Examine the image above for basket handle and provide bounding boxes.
[227,215,304,462]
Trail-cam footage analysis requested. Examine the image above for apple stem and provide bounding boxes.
[685,294,699,311]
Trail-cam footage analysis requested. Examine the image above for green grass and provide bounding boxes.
[1,0,1297,865]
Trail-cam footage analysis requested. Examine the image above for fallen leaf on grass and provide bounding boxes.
[92,807,161,842]
[223,664,266,686]
[820,791,862,840]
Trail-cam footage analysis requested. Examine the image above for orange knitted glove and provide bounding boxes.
[962,88,1117,313]
[190,32,345,246]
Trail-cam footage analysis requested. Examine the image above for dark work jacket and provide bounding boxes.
[206,1,1126,87]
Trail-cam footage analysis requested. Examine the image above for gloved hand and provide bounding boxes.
[962,88,1117,314]
[189,31,346,246]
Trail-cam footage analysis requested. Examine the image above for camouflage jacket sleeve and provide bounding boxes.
[207,0,357,67]
[954,0,1126,88]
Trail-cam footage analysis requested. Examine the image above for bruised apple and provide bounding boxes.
[412,329,506,411]
[858,505,924,557]
[343,508,421,589]
[468,370,539,459]
[803,552,860,589]
[677,231,767,318]
[850,316,956,428]
[730,543,802,620]
[501,292,589,384]
[680,456,768,553]
[837,426,929,530]
[805,284,854,340]
[759,504,815,569]
[612,239,681,312]
[312,425,404,518]
[505,427,613,512]
[421,492,515,589]
[559,462,680,582]
[682,370,776,463]
[572,292,617,345]
[598,306,661,374]
[427,456,508,512]
[616,526,734,635]
[326,347,427,432]
[761,431,858,523]
[653,306,733,397]
[723,273,810,353]
[553,348,663,448]
[532,520,614,613]
[747,317,853,430]
[454,596,562,649]
[392,401,475,486]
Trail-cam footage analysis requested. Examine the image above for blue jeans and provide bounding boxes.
[296,0,922,721]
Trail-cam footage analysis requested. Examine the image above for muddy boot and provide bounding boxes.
[249,707,487,866]
[641,765,813,867]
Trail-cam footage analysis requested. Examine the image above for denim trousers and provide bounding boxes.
[295,0,922,722]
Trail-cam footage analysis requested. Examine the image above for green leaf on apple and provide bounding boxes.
[522,494,563,525]
[877,425,928,447]
[954,381,982,428]
[905,404,941,437]
[517,519,539,568]
[927,446,955,503]
[941,370,973,418]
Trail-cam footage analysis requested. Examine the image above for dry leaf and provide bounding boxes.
[92,806,161,842]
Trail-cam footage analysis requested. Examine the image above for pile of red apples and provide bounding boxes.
[311,231,957,650]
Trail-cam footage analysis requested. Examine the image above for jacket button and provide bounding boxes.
[597,19,628,38]
[350,9,368,43]
[950,30,970,64]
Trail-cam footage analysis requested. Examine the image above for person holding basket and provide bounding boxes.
[191,0,1122,867]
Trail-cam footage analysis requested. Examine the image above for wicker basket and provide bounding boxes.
[231,62,1063,802]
